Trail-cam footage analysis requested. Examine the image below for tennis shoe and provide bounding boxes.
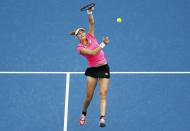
[99,116,106,127]
[79,114,86,126]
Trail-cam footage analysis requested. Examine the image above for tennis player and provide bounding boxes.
[70,7,110,127]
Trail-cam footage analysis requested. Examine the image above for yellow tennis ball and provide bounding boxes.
[117,17,122,23]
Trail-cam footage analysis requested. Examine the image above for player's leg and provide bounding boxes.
[98,78,109,127]
[80,76,98,126]
[82,76,98,112]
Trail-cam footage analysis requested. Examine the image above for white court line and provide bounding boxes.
[64,73,70,131]
[0,71,190,74]
[1,71,190,131]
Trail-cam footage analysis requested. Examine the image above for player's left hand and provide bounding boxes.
[87,7,94,15]
[88,7,94,12]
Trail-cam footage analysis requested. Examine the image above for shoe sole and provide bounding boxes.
[99,123,106,127]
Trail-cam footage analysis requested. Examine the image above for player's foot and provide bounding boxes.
[99,116,106,127]
[79,114,86,126]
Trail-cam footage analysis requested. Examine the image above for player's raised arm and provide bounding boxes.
[87,7,95,36]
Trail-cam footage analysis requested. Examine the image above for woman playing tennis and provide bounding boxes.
[70,6,110,127]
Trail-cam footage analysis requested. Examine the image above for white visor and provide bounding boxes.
[75,28,85,35]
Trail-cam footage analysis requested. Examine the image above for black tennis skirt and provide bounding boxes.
[85,64,110,79]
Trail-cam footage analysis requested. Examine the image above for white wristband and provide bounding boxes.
[99,42,106,48]
[87,10,93,15]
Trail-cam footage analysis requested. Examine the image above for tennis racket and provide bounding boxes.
[80,3,95,11]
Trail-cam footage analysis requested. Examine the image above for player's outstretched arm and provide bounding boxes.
[87,7,95,36]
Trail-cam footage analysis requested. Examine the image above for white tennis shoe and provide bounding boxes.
[99,116,106,127]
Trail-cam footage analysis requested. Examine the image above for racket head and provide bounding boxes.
[80,3,95,11]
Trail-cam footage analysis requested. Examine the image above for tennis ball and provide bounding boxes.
[117,17,122,23]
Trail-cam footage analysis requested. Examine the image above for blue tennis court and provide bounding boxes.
[0,0,190,131]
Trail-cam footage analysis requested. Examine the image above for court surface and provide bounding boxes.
[0,0,190,131]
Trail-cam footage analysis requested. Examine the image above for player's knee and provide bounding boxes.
[100,90,107,98]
